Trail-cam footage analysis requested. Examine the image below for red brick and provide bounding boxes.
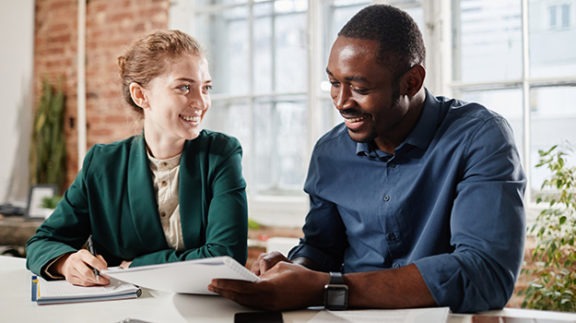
[34,0,169,187]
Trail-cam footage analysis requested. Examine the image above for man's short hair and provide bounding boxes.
[339,4,426,78]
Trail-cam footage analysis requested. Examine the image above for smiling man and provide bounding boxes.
[210,4,526,313]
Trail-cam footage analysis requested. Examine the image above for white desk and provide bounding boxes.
[1,256,574,323]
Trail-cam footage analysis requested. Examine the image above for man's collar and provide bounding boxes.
[355,89,441,157]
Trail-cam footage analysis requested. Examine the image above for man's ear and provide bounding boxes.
[400,64,425,97]
[129,82,149,109]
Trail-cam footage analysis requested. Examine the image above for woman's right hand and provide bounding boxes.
[54,249,110,286]
[250,251,291,276]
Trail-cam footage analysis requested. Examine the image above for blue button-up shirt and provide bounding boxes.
[288,90,526,313]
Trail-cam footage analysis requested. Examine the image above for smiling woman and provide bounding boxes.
[26,30,248,288]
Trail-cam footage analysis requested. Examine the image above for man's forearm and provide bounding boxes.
[345,264,436,309]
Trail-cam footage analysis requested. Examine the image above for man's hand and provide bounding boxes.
[250,251,290,276]
[55,249,109,286]
[209,261,329,311]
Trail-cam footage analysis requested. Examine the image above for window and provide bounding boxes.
[170,0,576,225]
[451,0,576,207]
[548,3,572,29]
[171,0,379,225]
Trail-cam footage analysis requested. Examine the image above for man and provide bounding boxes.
[209,4,526,313]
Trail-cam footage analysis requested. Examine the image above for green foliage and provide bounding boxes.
[30,79,67,192]
[41,195,62,209]
[248,218,261,230]
[520,144,576,312]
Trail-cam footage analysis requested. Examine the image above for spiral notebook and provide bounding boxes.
[31,275,141,305]
[101,256,259,295]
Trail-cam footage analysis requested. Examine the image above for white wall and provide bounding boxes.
[0,0,35,204]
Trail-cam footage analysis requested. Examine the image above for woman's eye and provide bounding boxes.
[178,84,190,92]
[203,85,213,93]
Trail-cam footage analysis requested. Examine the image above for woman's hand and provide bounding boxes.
[54,249,109,286]
[119,260,132,269]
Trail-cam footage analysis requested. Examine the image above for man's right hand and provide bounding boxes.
[250,251,290,276]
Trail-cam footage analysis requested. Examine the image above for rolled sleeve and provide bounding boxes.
[416,116,526,313]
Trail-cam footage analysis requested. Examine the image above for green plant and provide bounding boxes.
[30,78,67,192]
[520,144,576,312]
[41,195,62,209]
[248,218,261,230]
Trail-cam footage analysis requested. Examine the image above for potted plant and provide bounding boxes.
[29,78,67,192]
[520,144,576,312]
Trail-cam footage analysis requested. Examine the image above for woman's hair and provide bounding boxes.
[339,4,425,79]
[118,30,204,111]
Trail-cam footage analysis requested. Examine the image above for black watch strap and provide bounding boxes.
[328,272,345,285]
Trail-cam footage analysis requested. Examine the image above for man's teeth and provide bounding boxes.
[345,116,365,123]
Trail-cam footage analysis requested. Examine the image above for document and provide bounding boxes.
[101,256,259,295]
[31,275,141,305]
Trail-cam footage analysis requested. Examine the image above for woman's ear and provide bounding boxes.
[400,64,426,97]
[129,82,149,109]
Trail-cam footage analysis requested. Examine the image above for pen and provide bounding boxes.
[87,235,100,278]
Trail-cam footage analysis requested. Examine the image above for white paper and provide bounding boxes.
[101,256,259,295]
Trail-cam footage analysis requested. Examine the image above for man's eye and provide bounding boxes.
[330,81,340,88]
[352,87,369,95]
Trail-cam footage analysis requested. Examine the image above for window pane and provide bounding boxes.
[195,7,249,95]
[203,99,253,179]
[456,88,524,160]
[327,2,370,45]
[454,0,522,82]
[529,0,576,78]
[253,96,308,195]
[254,2,273,93]
[530,86,576,192]
[275,9,307,92]
[252,1,308,94]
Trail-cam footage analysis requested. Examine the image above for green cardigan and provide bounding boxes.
[26,130,248,278]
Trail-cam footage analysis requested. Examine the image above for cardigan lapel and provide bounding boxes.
[126,136,167,249]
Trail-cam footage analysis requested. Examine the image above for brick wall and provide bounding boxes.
[34,0,169,188]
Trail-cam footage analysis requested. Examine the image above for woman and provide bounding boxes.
[26,30,248,286]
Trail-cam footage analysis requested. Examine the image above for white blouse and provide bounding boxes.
[147,152,184,251]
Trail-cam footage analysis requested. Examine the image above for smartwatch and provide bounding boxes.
[323,272,349,310]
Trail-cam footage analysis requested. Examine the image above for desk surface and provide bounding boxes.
[1,256,574,323]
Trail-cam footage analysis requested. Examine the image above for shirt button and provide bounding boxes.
[161,162,168,167]
[389,163,397,168]
[392,263,401,269]
[386,233,397,241]
[383,195,391,201]
[160,212,167,218]
[161,180,168,187]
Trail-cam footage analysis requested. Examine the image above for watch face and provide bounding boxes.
[324,285,349,310]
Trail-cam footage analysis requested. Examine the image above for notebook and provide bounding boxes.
[101,256,260,295]
[31,275,141,305]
